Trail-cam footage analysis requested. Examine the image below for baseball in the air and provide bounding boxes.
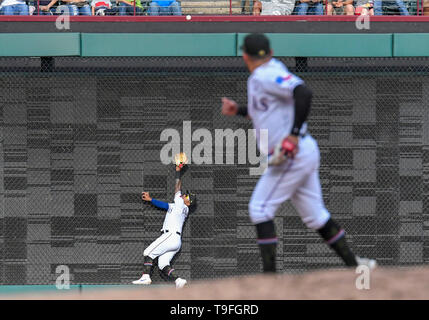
[186,15,191,20]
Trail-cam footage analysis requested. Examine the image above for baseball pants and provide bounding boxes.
[144,232,182,269]
[249,135,330,230]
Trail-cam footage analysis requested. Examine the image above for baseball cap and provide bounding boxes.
[240,33,271,58]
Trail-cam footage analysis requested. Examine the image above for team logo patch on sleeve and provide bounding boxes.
[275,75,292,84]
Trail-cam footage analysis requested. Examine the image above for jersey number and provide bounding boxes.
[252,96,269,111]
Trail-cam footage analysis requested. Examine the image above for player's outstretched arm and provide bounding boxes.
[174,165,182,194]
[142,192,169,211]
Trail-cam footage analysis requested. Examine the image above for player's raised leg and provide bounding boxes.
[158,248,187,289]
[290,141,376,268]
[291,169,358,267]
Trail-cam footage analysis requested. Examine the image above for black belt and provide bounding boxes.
[161,230,181,236]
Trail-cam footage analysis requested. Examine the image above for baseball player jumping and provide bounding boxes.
[132,164,196,288]
[221,33,376,273]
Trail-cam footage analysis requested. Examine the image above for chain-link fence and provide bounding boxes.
[0,56,428,284]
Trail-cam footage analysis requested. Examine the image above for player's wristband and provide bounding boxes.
[237,106,248,117]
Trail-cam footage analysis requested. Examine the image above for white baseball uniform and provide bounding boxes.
[247,58,330,230]
[144,191,189,269]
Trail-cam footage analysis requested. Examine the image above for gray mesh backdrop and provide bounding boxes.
[0,57,428,284]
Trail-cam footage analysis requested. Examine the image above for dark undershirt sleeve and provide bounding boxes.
[291,84,313,136]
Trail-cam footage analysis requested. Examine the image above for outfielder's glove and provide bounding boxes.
[174,152,189,175]
[174,152,188,169]
[267,136,298,166]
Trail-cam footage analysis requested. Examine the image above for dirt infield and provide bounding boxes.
[4,267,429,300]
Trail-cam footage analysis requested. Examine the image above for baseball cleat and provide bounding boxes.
[175,278,187,289]
[356,256,377,270]
[132,274,152,285]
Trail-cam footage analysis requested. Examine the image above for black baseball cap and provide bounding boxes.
[240,33,271,58]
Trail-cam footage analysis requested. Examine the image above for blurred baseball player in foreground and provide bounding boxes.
[133,156,196,288]
[222,33,376,273]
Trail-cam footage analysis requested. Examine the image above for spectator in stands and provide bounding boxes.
[39,0,91,14]
[91,0,116,14]
[354,0,373,14]
[296,0,323,14]
[39,0,57,13]
[253,0,262,13]
[373,0,409,14]
[26,0,35,14]
[253,0,295,15]
[118,0,144,14]
[148,0,181,15]
[0,0,30,14]
[62,0,92,14]
[327,0,354,14]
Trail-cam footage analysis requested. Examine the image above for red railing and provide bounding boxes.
[0,0,425,16]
